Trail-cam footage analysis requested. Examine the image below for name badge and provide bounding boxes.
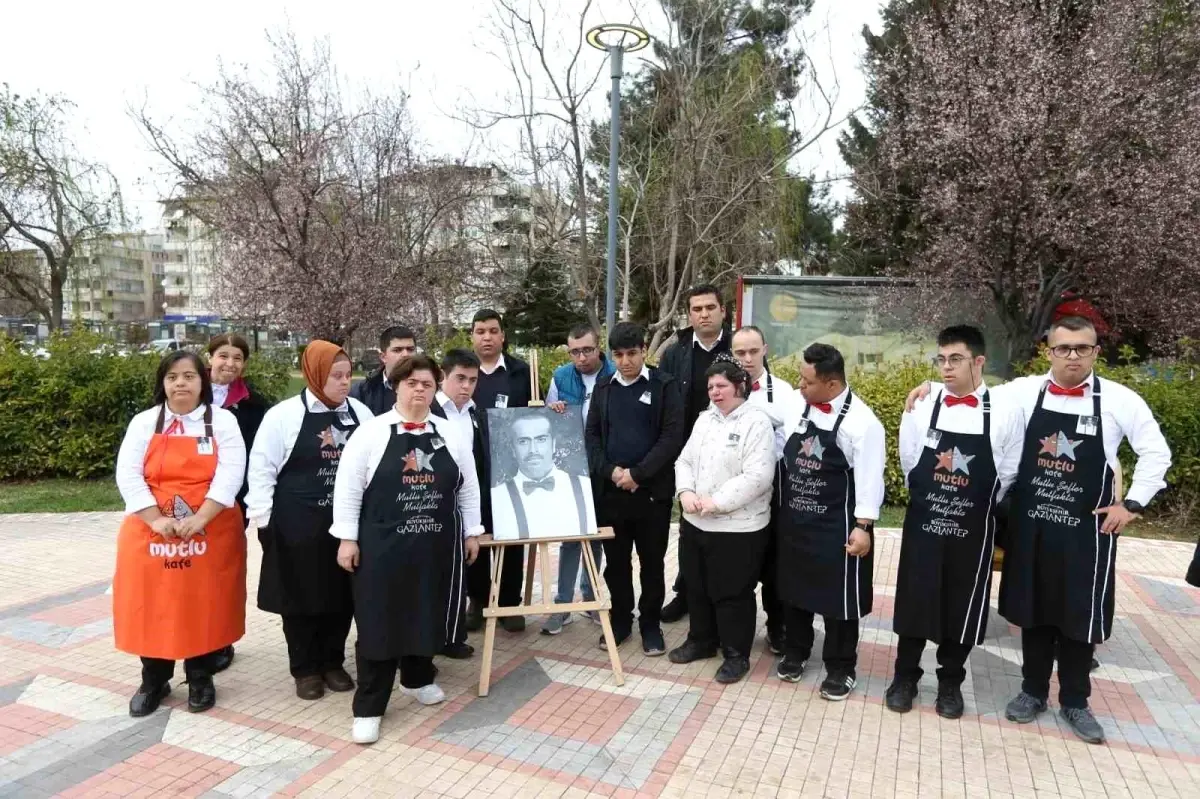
[797,419,809,434]
[338,412,355,426]
[196,437,214,455]
[925,429,942,449]
[495,394,509,409]
[430,436,446,450]
[727,432,741,447]
[639,391,652,405]
[1077,415,1099,436]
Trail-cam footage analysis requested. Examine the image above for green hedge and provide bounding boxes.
[0,332,291,479]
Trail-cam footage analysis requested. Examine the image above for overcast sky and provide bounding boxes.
[1,0,883,228]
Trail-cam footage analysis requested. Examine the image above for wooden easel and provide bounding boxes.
[476,349,626,696]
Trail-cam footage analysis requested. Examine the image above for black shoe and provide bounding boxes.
[885,679,918,713]
[641,627,667,657]
[1090,657,1100,672]
[776,657,806,683]
[1004,691,1048,723]
[661,595,688,624]
[935,682,964,719]
[668,639,718,664]
[323,668,355,692]
[766,627,785,656]
[211,645,234,674]
[129,682,170,717]
[440,642,475,659]
[598,628,632,651]
[466,602,484,632]
[295,675,325,701]
[1059,706,1106,744]
[187,675,216,713]
[715,655,751,684]
[819,672,856,701]
[500,615,526,633]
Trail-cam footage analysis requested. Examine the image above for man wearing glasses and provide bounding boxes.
[541,324,614,635]
[905,316,1171,744]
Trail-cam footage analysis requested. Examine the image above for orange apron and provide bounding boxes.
[113,404,246,660]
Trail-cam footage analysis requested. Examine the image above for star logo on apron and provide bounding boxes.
[168,494,195,519]
[1038,431,1082,460]
[318,426,350,449]
[402,447,435,472]
[800,435,825,460]
[935,447,974,475]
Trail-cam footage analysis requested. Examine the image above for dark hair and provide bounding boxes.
[471,308,504,330]
[153,351,213,407]
[379,324,416,351]
[936,325,986,358]
[441,348,481,375]
[802,343,846,382]
[1049,315,1098,338]
[206,333,250,359]
[683,284,724,310]
[389,353,443,386]
[733,325,766,345]
[706,352,751,397]
[567,323,599,344]
[608,321,646,351]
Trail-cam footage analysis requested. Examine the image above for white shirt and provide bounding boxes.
[479,353,507,376]
[435,391,477,445]
[900,382,1025,500]
[330,410,484,540]
[490,466,599,540]
[746,371,801,460]
[244,392,375,529]
[115,404,247,514]
[990,371,1171,506]
[545,370,601,418]
[789,386,887,521]
[692,329,724,352]
[212,382,230,409]
[612,365,651,387]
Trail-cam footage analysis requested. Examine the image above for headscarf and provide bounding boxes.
[301,340,349,410]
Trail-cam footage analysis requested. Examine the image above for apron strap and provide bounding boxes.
[981,389,991,439]
[1091,375,1102,417]
[831,391,853,437]
[504,480,529,540]
[154,403,167,434]
[766,373,774,403]
[929,389,945,429]
[203,404,214,440]
[570,474,588,535]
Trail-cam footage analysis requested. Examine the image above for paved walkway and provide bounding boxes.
[0,512,1197,798]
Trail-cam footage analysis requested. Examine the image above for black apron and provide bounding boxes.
[894,391,999,645]
[999,377,1116,643]
[257,392,360,616]
[776,395,873,620]
[354,421,463,660]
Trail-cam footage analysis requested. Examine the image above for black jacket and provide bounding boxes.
[224,385,269,518]
[585,367,684,501]
[350,369,393,417]
[657,325,732,426]
[1188,537,1200,587]
[430,401,493,534]
[474,351,535,410]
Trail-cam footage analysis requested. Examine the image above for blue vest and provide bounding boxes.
[552,358,615,406]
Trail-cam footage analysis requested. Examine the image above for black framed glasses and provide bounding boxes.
[1049,344,1100,359]
[933,354,969,367]
[568,346,598,358]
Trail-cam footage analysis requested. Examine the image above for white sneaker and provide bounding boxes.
[352,716,381,744]
[401,683,446,706]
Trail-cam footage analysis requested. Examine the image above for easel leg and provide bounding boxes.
[479,546,505,697]
[539,542,553,608]
[523,542,537,605]
[583,542,625,686]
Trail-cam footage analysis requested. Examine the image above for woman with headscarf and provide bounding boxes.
[114,350,247,716]
[332,354,484,745]
[246,341,373,699]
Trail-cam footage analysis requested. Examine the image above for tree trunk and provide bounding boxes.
[49,261,64,331]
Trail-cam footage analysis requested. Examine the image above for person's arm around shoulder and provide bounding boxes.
[708,412,776,513]
[629,375,685,486]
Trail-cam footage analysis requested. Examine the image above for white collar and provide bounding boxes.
[165,403,208,421]
[750,371,770,390]
[302,389,348,413]
[436,391,475,413]
[809,385,850,413]
[479,353,507,375]
[1046,371,1095,393]
[393,407,435,427]
[941,381,989,401]
[692,329,723,352]
[612,365,650,387]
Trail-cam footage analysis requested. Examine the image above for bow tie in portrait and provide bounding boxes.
[523,476,556,494]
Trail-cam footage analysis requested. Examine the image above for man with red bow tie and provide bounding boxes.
[887,325,1025,720]
[904,316,1171,744]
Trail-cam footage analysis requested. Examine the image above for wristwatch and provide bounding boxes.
[1122,499,1144,515]
[857,521,875,534]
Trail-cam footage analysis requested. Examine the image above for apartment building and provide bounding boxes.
[64,234,166,325]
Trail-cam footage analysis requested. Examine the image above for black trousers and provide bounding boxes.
[894,635,973,686]
[759,512,783,634]
[784,606,859,677]
[467,548,492,606]
[282,612,353,678]
[498,544,525,608]
[679,521,768,657]
[351,647,437,717]
[141,652,215,687]
[601,491,671,636]
[1021,625,1094,709]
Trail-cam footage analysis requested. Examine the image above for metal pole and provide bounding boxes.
[604,45,624,338]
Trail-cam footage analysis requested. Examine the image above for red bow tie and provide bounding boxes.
[810,401,832,414]
[163,418,184,436]
[752,381,761,392]
[944,394,978,408]
[402,421,427,431]
[1048,383,1086,398]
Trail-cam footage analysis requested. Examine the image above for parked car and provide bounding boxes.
[146,338,185,354]
[355,350,381,374]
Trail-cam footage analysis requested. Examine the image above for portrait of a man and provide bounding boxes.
[487,407,597,540]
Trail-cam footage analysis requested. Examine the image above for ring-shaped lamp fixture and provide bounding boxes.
[585,24,650,52]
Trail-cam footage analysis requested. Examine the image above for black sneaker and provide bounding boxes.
[1059,706,1105,744]
[1004,691,1048,723]
[1090,657,1100,672]
[935,682,964,719]
[129,682,170,718]
[668,639,718,664]
[439,642,475,659]
[598,628,632,651]
[661,595,688,623]
[715,655,751,684]
[500,615,526,633]
[885,679,918,713]
[641,627,667,657]
[819,673,856,701]
[776,657,806,683]
[187,675,216,713]
[466,602,484,632]
[766,627,785,656]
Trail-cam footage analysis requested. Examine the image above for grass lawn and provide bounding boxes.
[0,478,123,514]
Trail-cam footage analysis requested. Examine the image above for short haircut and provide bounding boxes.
[567,323,598,344]
[608,321,646,351]
[1049,315,1097,338]
[683,284,723,310]
[153,351,213,406]
[733,325,766,345]
[802,343,846,382]
[378,324,416,350]
[441,348,481,375]
[936,324,986,358]
[471,308,504,329]
[388,353,443,386]
[206,333,249,359]
[706,353,751,397]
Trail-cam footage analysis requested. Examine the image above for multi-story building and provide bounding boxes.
[64,234,166,327]
[160,200,219,326]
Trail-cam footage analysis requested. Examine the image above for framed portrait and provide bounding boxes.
[486,406,598,541]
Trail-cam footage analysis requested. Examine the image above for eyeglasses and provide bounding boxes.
[1049,344,1099,359]
[568,346,597,358]
[933,355,969,367]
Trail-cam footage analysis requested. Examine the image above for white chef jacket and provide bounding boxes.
[330,409,484,540]
[788,386,887,521]
[115,403,246,514]
[746,371,801,459]
[900,382,1025,500]
[244,391,375,529]
[435,391,477,445]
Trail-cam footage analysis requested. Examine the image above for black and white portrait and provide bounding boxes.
[486,406,597,540]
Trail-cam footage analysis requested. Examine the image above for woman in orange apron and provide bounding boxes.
[113,351,247,717]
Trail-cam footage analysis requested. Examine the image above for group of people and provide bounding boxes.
[112,283,1187,749]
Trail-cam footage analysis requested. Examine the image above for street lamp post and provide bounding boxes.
[586,24,650,338]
